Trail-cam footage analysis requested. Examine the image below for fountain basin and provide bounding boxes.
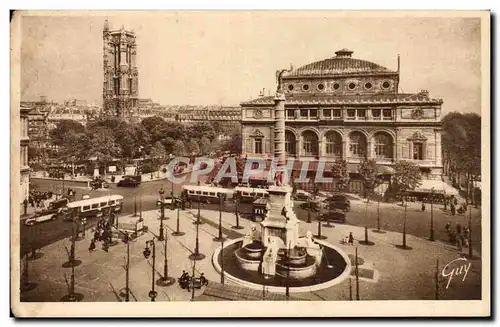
[276,254,317,280]
[213,238,352,293]
[244,241,264,259]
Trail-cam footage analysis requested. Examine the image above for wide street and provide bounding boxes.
[21,177,482,258]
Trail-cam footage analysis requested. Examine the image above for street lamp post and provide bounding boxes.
[189,195,206,261]
[142,239,157,302]
[193,195,204,225]
[139,194,143,221]
[315,204,327,240]
[468,205,473,259]
[158,227,175,287]
[220,237,225,285]
[172,198,185,236]
[159,191,165,242]
[376,196,381,232]
[403,195,408,248]
[306,198,312,223]
[430,188,435,241]
[213,194,225,242]
[133,196,137,217]
[232,195,244,230]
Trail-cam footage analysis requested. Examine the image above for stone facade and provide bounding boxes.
[20,106,32,203]
[241,49,443,191]
[102,20,139,120]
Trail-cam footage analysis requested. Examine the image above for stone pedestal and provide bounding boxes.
[260,185,300,249]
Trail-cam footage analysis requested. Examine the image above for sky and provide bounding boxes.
[19,12,483,114]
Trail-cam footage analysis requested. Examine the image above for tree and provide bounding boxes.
[391,160,422,201]
[331,159,350,192]
[442,112,481,201]
[359,159,381,202]
[161,137,176,154]
[222,129,242,155]
[86,126,122,173]
[187,139,200,155]
[186,121,217,141]
[150,141,167,169]
[49,120,85,147]
[199,137,212,155]
[173,140,187,156]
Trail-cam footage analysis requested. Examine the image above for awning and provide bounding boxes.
[413,179,459,195]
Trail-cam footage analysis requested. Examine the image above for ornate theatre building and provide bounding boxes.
[241,49,444,194]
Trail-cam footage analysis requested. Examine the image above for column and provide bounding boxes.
[342,140,347,161]
[295,139,300,158]
[367,140,372,159]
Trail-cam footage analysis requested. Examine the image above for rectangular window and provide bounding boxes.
[413,143,424,160]
[309,109,318,118]
[209,192,216,196]
[323,109,331,118]
[108,200,115,205]
[195,190,201,194]
[383,109,392,119]
[372,109,381,119]
[300,109,308,118]
[100,202,107,207]
[347,109,356,118]
[202,192,209,196]
[357,109,366,118]
[83,205,90,211]
[286,109,295,119]
[332,109,342,118]
[254,139,263,154]
[91,203,99,209]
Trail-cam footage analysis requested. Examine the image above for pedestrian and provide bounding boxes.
[421,201,426,212]
[88,238,96,252]
[456,223,462,236]
[454,197,458,206]
[451,204,456,216]
[445,221,451,233]
[348,232,354,246]
[23,198,28,216]
[93,228,99,240]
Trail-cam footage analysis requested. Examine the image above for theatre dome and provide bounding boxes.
[285,49,396,78]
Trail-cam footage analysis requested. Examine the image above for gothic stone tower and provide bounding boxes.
[102,20,139,120]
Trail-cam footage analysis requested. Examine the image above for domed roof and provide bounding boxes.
[285,49,396,78]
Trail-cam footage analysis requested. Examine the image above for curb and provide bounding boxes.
[211,237,352,294]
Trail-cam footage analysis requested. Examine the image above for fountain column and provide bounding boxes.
[261,90,300,250]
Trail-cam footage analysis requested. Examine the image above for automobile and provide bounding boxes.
[293,190,313,201]
[319,209,347,223]
[117,177,141,187]
[47,198,69,211]
[156,196,178,207]
[24,208,65,226]
[299,201,321,212]
[324,194,351,212]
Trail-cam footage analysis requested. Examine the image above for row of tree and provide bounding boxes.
[441,112,481,202]
[330,159,422,201]
[31,116,242,172]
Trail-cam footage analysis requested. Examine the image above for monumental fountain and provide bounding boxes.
[212,70,351,293]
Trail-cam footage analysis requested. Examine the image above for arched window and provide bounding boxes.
[349,132,367,158]
[325,131,342,156]
[285,131,296,156]
[302,131,319,156]
[374,132,393,158]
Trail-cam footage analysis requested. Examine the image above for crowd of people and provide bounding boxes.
[88,213,115,253]
[445,221,470,251]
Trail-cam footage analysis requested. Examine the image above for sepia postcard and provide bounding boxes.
[10,10,490,318]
